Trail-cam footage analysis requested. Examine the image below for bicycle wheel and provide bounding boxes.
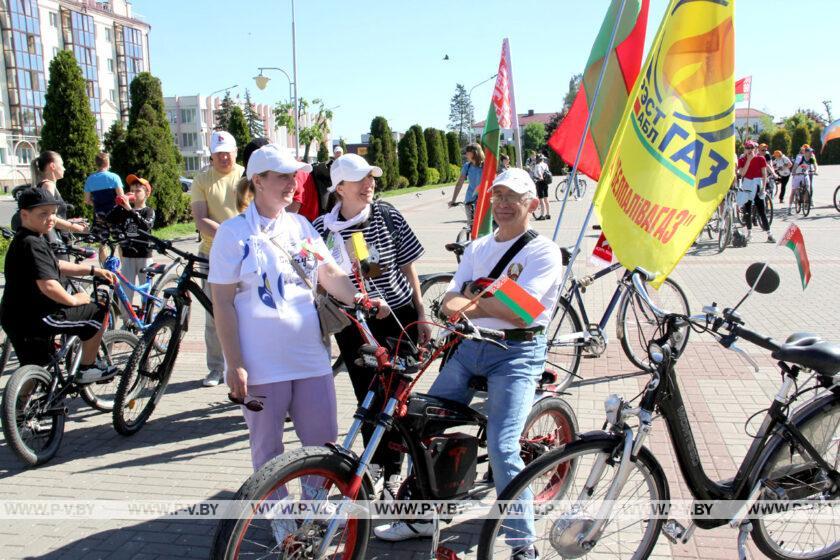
[765,194,775,227]
[802,188,811,217]
[544,298,583,392]
[1,365,65,466]
[78,330,138,412]
[420,273,454,342]
[211,446,371,560]
[553,179,568,202]
[617,277,690,371]
[576,179,587,200]
[751,393,840,560]
[520,397,578,500]
[0,328,14,376]
[718,206,733,253]
[833,185,840,213]
[112,313,178,436]
[455,226,470,244]
[477,436,668,560]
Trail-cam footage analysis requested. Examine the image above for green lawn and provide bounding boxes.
[152,221,198,240]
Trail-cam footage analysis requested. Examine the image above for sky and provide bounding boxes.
[135,0,839,142]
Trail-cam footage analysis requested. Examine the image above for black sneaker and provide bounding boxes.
[76,360,117,384]
[511,545,539,560]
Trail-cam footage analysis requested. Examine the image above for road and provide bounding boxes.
[1,166,839,559]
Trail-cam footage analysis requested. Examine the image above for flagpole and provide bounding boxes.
[505,39,524,167]
[745,78,752,140]
[551,0,630,244]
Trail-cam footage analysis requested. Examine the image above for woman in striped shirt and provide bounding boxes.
[313,154,429,488]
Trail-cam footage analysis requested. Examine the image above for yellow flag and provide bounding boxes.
[593,0,735,286]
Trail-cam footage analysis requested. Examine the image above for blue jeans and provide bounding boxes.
[428,335,546,549]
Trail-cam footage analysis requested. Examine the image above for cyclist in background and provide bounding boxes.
[736,140,774,243]
[771,150,792,203]
[789,144,818,213]
[449,143,485,226]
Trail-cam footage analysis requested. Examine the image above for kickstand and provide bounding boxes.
[737,520,753,560]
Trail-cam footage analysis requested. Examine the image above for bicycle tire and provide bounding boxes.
[833,185,840,213]
[477,436,668,560]
[420,273,454,342]
[211,446,371,560]
[521,397,578,489]
[751,393,840,560]
[765,193,774,228]
[78,330,138,412]
[576,179,587,200]
[1,365,66,466]
[802,189,811,217]
[617,276,691,371]
[112,313,178,436]
[553,179,568,202]
[544,298,583,392]
[0,329,13,376]
[718,206,733,253]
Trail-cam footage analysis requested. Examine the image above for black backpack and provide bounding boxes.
[311,161,332,216]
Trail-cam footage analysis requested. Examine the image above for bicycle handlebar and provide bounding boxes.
[629,269,670,318]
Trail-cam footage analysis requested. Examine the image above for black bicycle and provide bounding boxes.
[111,229,212,436]
[211,302,579,560]
[1,277,138,466]
[480,264,840,560]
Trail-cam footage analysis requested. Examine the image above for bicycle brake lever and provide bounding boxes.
[729,343,760,373]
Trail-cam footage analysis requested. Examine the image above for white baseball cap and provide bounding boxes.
[333,145,344,155]
[210,131,237,154]
[329,153,382,192]
[491,168,537,197]
[246,144,312,180]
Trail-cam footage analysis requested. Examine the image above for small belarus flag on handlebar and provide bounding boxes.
[778,224,811,290]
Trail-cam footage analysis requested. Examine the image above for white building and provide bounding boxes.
[0,0,150,190]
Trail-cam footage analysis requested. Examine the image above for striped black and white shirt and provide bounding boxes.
[312,203,424,310]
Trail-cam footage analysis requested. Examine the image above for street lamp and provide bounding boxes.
[209,84,238,98]
[465,74,497,142]
[254,67,299,158]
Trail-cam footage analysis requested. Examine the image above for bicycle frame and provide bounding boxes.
[553,262,627,346]
[102,257,165,332]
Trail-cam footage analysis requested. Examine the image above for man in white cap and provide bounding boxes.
[332,144,344,161]
[191,130,244,386]
[374,168,562,560]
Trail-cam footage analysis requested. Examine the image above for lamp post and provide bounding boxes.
[465,74,497,143]
[255,67,298,158]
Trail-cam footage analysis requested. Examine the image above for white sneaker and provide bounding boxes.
[76,360,117,384]
[203,370,223,387]
[767,232,776,243]
[374,521,435,542]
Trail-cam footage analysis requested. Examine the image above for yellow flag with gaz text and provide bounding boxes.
[593,0,735,286]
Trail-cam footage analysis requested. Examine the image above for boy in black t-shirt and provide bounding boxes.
[0,188,118,382]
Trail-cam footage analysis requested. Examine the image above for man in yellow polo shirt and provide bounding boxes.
[191,130,244,386]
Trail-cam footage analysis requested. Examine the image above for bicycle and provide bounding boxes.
[791,169,815,217]
[1,277,138,466]
[553,174,588,202]
[739,185,774,229]
[545,247,691,391]
[701,187,736,253]
[210,303,579,560]
[480,264,840,560]
[111,229,212,436]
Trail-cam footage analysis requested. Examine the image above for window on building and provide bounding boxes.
[49,12,58,28]
[52,46,58,57]
[122,26,145,85]
[69,10,101,133]
[107,58,113,72]
[181,132,198,148]
[9,0,47,134]
[184,156,200,173]
[109,89,116,102]
[180,108,195,124]
[0,148,7,164]
[105,27,111,43]
[26,34,36,53]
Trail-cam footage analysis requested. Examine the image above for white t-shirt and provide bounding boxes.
[208,212,335,385]
[772,156,792,177]
[447,231,563,330]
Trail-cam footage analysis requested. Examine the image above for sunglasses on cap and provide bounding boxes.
[228,393,265,412]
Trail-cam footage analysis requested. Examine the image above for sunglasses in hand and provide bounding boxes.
[228,393,265,412]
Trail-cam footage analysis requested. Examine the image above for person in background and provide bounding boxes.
[191,130,244,387]
[22,151,88,244]
[736,140,774,243]
[116,175,155,305]
[530,154,551,220]
[84,152,124,263]
[789,145,819,212]
[498,153,511,173]
[771,150,792,203]
[449,143,485,225]
[332,145,344,161]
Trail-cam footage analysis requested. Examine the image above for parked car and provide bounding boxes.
[179,177,193,193]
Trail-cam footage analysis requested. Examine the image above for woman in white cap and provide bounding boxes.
[312,153,430,492]
[208,144,389,477]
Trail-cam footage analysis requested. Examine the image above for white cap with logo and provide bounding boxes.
[491,168,537,197]
[246,144,312,180]
[210,131,237,154]
[329,153,382,192]
[333,145,344,155]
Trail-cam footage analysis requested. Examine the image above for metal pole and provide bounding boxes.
[504,39,523,168]
[553,0,630,295]
[744,79,752,141]
[291,0,300,159]
[551,0,629,244]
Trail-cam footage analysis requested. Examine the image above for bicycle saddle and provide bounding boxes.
[772,334,840,376]
[444,241,469,256]
[140,263,168,275]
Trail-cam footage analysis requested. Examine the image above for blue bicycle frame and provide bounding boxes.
[103,256,166,332]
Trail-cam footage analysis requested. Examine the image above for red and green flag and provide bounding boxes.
[547,0,650,182]
[735,76,752,103]
[472,39,515,239]
[487,276,546,324]
[778,224,811,290]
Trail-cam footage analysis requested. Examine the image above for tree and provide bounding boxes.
[243,89,265,138]
[770,129,791,156]
[424,128,446,184]
[214,91,235,131]
[397,131,419,186]
[120,72,185,227]
[757,130,771,146]
[437,130,450,181]
[103,120,128,177]
[790,125,810,155]
[227,106,251,163]
[522,123,547,154]
[40,50,99,218]
[822,100,833,123]
[563,74,582,113]
[366,116,399,189]
[448,83,474,144]
[445,131,461,166]
[317,141,329,162]
[274,97,334,161]
[339,137,348,153]
[409,124,428,186]
[810,126,823,162]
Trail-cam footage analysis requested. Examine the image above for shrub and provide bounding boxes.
[397,132,419,186]
[790,125,809,154]
[367,116,399,189]
[757,130,771,146]
[409,125,428,186]
[396,176,409,189]
[770,129,791,156]
[178,193,193,222]
[425,168,440,185]
[448,164,460,183]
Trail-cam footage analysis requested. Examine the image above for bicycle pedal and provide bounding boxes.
[436,545,460,560]
[661,519,686,544]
